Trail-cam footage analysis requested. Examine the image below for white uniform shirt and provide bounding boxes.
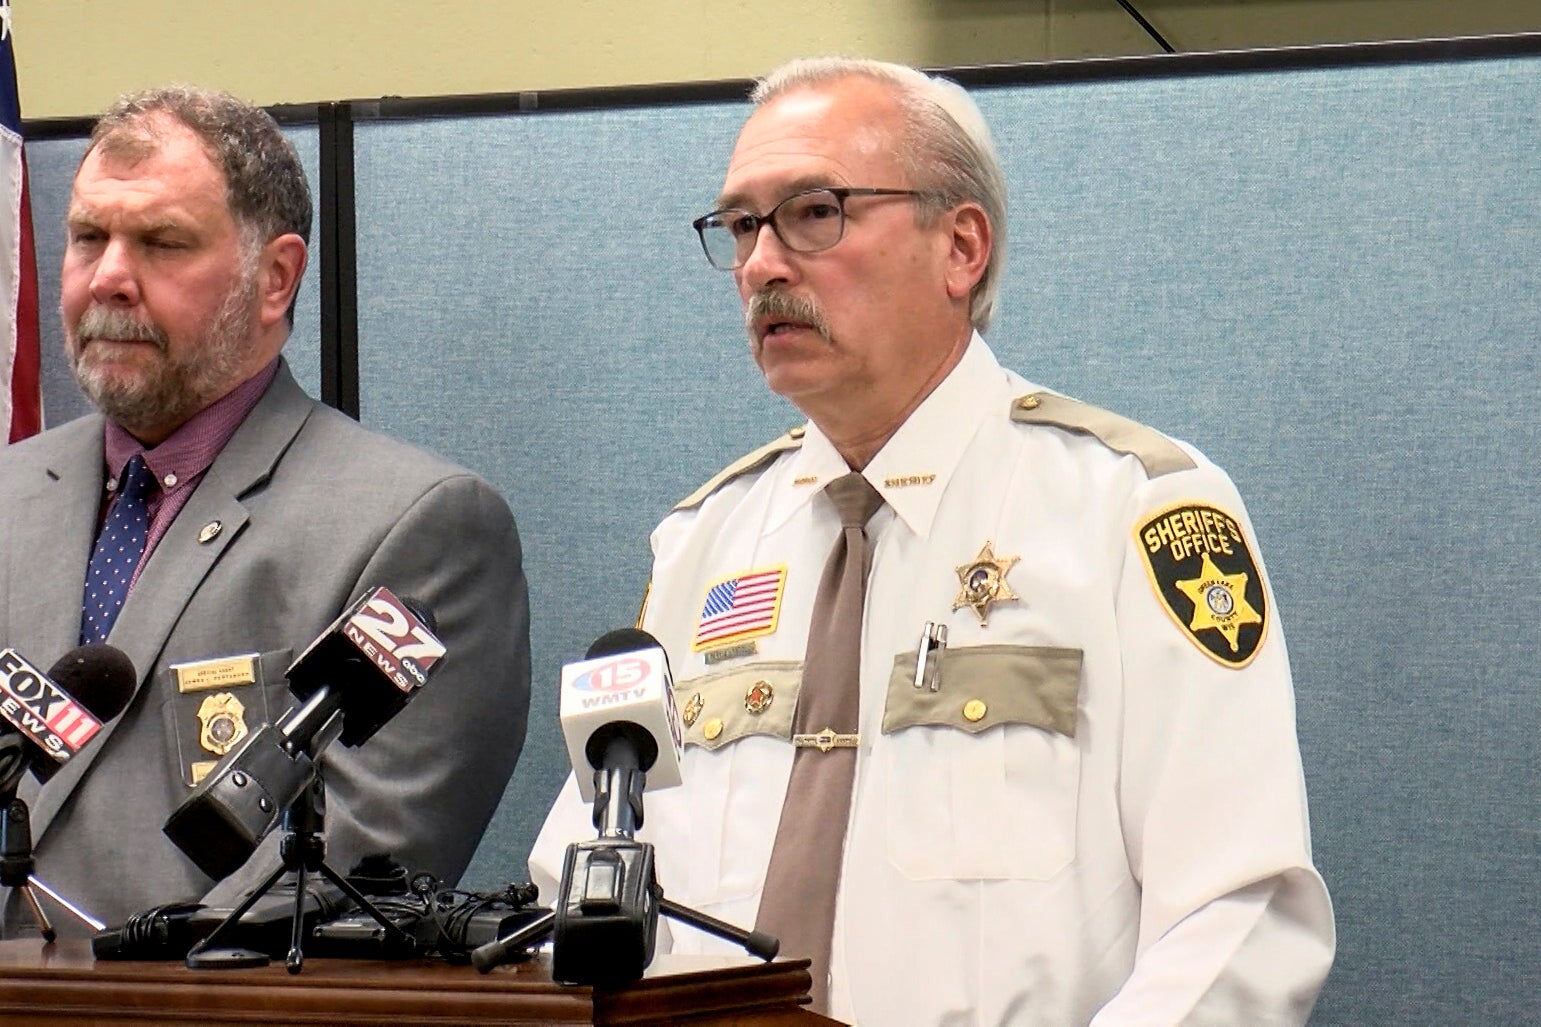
[532,337,1334,1025]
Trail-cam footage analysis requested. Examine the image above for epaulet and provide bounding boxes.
[672,427,806,512]
[1010,392,1196,478]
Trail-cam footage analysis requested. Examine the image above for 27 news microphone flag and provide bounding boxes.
[0,1,39,444]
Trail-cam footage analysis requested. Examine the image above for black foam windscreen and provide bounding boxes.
[585,628,659,661]
[47,644,137,723]
[397,596,438,635]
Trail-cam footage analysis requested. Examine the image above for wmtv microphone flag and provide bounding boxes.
[560,645,684,803]
[0,1,40,444]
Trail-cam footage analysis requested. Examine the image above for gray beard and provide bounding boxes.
[65,274,257,437]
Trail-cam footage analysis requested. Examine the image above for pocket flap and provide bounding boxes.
[882,644,1081,737]
[674,660,801,750]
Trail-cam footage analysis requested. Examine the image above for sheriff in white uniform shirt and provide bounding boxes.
[532,56,1333,1025]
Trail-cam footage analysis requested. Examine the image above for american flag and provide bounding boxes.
[0,1,39,444]
[692,566,787,651]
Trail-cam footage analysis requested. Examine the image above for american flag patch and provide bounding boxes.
[691,566,788,652]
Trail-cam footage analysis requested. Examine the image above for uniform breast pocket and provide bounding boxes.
[879,644,1082,881]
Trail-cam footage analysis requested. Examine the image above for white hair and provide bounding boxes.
[752,57,1008,332]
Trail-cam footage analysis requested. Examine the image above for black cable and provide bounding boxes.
[1115,0,1176,54]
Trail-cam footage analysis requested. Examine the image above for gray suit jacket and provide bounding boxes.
[0,361,530,933]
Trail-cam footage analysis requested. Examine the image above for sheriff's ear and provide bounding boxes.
[943,201,991,304]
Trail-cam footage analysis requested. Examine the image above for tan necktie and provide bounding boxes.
[756,471,884,1015]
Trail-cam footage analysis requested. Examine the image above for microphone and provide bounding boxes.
[558,628,684,837]
[0,644,136,939]
[162,587,444,882]
[544,629,684,986]
[476,628,683,978]
[285,587,444,750]
[0,644,136,787]
[475,631,772,977]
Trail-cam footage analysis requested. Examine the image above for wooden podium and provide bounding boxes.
[0,939,840,1025]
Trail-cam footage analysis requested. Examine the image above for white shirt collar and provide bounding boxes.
[764,333,1010,538]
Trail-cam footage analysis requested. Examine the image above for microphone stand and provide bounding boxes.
[0,746,102,941]
[185,776,413,973]
[471,756,778,982]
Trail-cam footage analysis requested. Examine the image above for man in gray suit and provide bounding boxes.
[0,87,530,935]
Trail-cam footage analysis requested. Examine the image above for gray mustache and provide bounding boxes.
[75,307,167,348]
[746,290,831,339]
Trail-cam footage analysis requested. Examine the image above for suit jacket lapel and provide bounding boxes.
[29,362,316,841]
[9,418,107,823]
[4,416,105,662]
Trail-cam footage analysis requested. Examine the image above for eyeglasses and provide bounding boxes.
[692,187,928,271]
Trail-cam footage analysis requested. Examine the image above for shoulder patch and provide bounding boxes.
[1135,501,1268,668]
[673,427,806,512]
[1011,392,1195,478]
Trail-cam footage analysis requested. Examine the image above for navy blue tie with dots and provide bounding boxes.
[80,454,156,645]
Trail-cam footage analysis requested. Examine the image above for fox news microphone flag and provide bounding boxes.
[0,1,39,444]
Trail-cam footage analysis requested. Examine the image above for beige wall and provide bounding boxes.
[15,0,1541,119]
